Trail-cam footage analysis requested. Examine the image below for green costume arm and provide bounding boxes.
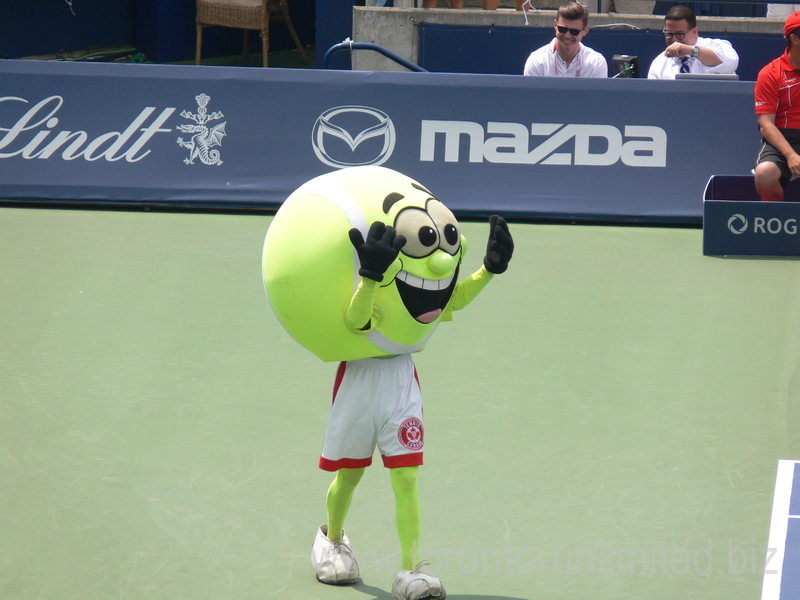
[344,278,382,332]
[441,265,494,321]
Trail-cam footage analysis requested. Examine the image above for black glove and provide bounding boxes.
[483,215,513,275]
[349,221,407,282]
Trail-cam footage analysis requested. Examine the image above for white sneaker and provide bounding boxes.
[391,562,446,600]
[311,525,360,585]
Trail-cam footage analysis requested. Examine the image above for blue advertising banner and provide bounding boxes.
[703,175,800,257]
[0,60,759,223]
[417,23,781,82]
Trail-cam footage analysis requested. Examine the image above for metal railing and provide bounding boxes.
[323,39,429,71]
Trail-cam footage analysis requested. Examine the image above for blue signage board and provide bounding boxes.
[417,23,780,82]
[0,60,759,223]
[703,175,800,257]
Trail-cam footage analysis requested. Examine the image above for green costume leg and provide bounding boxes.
[391,465,421,571]
[326,467,365,542]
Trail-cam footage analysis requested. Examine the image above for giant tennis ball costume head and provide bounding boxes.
[262,166,466,362]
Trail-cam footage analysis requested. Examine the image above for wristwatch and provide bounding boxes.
[691,45,701,58]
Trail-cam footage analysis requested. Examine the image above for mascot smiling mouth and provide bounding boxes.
[394,265,460,324]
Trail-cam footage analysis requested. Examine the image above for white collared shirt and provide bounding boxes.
[523,39,609,78]
[647,36,739,79]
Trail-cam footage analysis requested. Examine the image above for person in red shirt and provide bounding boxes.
[755,11,800,201]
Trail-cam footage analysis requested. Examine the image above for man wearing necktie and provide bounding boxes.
[647,5,739,79]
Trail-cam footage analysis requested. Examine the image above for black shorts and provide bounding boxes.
[757,128,800,188]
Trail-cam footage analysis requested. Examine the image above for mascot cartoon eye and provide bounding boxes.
[418,226,438,247]
[427,200,460,255]
[394,200,462,258]
[395,208,439,258]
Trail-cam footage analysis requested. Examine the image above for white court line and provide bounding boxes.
[762,460,800,600]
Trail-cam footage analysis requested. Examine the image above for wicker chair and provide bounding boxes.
[195,0,309,67]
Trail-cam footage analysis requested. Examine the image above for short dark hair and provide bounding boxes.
[787,27,800,48]
[665,5,697,29]
[557,2,589,27]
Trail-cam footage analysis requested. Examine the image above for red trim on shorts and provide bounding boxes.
[383,452,424,468]
[319,456,373,472]
[331,362,347,405]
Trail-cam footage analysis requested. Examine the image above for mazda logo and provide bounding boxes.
[727,214,748,234]
[312,106,396,168]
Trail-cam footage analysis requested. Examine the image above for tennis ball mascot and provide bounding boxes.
[262,166,513,600]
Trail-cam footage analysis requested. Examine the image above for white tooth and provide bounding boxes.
[397,271,453,290]
[402,272,425,288]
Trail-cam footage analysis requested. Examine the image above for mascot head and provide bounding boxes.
[262,166,466,362]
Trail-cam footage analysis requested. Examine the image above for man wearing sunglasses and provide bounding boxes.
[754,12,800,201]
[523,1,607,78]
[647,5,738,79]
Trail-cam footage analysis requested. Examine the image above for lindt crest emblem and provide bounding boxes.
[176,93,226,165]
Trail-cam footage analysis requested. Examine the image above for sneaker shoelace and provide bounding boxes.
[411,560,431,573]
[328,540,357,564]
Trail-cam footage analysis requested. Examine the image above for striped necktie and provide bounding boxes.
[680,56,690,73]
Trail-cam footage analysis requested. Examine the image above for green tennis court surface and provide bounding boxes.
[1,207,798,600]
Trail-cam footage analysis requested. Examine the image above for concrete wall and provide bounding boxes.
[352,6,784,71]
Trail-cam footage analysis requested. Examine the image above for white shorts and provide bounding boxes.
[319,354,424,471]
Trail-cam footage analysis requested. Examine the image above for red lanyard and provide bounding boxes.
[553,40,582,77]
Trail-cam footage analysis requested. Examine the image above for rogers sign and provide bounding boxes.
[0,95,175,162]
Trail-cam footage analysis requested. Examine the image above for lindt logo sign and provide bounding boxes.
[0,95,175,162]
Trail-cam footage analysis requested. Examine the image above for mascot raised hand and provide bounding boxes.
[262,166,513,600]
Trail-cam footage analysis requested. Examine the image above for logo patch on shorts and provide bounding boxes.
[398,417,424,451]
